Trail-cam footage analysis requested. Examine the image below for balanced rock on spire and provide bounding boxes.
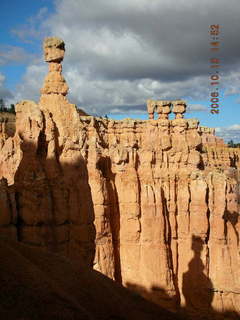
[41,37,69,96]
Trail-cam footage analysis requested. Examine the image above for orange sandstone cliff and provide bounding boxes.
[0,37,239,320]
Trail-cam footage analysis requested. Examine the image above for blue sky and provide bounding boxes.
[0,0,53,88]
[0,0,240,142]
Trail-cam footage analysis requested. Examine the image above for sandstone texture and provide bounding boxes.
[147,99,187,120]
[0,112,15,140]
[0,37,239,320]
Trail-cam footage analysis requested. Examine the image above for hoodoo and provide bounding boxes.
[0,37,239,320]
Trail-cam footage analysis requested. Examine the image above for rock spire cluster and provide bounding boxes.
[147,99,187,119]
[0,37,239,320]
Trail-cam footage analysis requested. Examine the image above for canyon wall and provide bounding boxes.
[0,37,239,320]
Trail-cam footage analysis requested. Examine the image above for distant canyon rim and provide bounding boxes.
[0,37,239,320]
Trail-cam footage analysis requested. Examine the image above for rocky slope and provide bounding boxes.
[0,37,239,319]
[0,236,184,320]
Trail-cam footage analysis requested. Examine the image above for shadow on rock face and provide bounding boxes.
[14,137,96,267]
[182,236,214,318]
[126,236,239,320]
[126,280,239,320]
[223,210,239,245]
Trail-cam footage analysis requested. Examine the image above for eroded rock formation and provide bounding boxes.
[147,99,187,120]
[0,37,239,320]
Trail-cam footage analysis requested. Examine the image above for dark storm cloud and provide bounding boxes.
[49,0,240,82]
[15,0,240,118]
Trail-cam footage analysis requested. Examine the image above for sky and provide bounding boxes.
[0,0,240,142]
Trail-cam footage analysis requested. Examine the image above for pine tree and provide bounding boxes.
[10,104,15,114]
[0,98,5,112]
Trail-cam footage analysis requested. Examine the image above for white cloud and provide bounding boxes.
[215,124,240,142]
[0,45,37,66]
[0,74,5,83]
[187,104,208,112]
[12,64,47,104]
[0,73,13,101]
[11,0,240,116]
[11,7,50,43]
[227,124,240,130]
[223,71,240,96]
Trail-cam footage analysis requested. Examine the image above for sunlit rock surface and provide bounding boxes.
[0,37,239,320]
